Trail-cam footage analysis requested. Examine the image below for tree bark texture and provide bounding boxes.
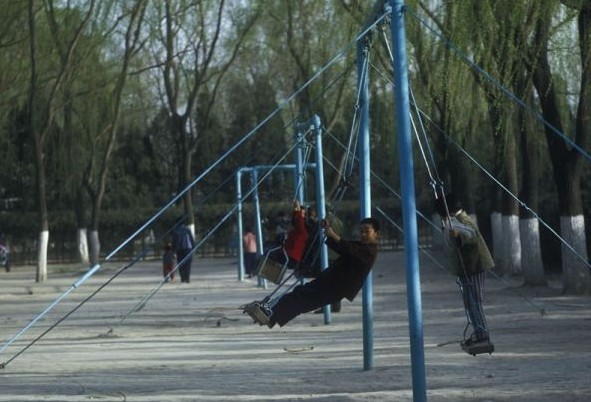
[520,218,546,286]
[502,214,521,276]
[560,216,589,294]
[491,212,503,271]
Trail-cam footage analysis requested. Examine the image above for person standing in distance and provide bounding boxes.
[172,219,195,284]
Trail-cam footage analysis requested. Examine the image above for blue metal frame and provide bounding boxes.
[390,0,427,400]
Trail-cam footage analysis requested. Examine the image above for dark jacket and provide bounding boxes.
[319,237,378,301]
[172,226,194,251]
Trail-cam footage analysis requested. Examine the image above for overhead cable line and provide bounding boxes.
[0,15,389,354]
[367,52,591,273]
[405,6,591,164]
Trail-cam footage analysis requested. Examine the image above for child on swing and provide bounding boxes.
[267,199,309,269]
[244,216,380,328]
[433,191,495,356]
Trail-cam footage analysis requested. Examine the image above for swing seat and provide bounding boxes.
[256,245,289,284]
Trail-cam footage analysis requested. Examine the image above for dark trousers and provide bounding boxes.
[176,249,193,283]
[270,277,342,327]
[244,252,257,275]
[457,271,488,339]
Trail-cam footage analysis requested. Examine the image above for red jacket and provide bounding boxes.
[284,210,309,262]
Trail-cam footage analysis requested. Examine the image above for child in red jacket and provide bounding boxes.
[284,199,309,264]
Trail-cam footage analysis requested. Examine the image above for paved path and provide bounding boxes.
[0,251,590,401]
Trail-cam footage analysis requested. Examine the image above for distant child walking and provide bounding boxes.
[242,227,258,278]
[162,243,176,282]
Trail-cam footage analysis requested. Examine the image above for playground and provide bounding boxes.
[1,251,589,402]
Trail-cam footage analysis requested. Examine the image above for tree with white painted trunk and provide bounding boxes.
[86,0,148,266]
[27,0,96,281]
[529,1,590,294]
[517,83,546,287]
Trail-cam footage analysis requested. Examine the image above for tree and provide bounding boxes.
[85,0,148,265]
[146,0,260,235]
[529,0,590,294]
[27,0,95,281]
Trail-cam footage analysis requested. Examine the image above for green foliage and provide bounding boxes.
[0,0,588,271]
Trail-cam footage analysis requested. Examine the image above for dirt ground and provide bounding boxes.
[0,250,590,402]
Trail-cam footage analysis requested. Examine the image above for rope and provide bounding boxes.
[379,27,440,191]
[114,137,302,328]
[367,46,591,272]
[0,18,383,354]
[0,162,252,366]
[414,102,591,272]
[405,7,591,164]
[343,47,370,180]
[326,133,548,317]
[0,220,185,369]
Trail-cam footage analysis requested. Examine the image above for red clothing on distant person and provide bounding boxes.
[284,210,309,262]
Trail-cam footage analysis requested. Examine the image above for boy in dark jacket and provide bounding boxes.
[244,217,379,328]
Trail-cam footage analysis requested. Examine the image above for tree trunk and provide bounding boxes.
[485,99,521,276]
[77,228,89,265]
[75,188,89,264]
[491,211,502,269]
[560,216,589,294]
[519,218,546,286]
[89,0,147,263]
[35,230,49,282]
[501,214,521,276]
[518,83,546,286]
[89,230,100,266]
[530,5,589,294]
[29,0,49,283]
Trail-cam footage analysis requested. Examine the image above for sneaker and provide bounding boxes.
[461,336,494,356]
[243,301,272,326]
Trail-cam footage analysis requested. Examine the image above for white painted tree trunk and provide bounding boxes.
[36,230,49,282]
[188,223,196,240]
[519,218,546,286]
[89,230,100,266]
[491,212,503,272]
[77,228,90,264]
[502,215,521,275]
[560,215,589,294]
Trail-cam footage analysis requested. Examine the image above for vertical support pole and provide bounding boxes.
[253,168,267,289]
[312,116,331,323]
[389,0,427,400]
[236,169,245,281]
[357,38,374,371]
[295,128,305,203]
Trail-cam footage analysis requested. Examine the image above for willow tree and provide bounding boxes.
[528,0,590,294]
[409,1,493,253]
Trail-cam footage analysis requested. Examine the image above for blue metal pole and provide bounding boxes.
[357,38,374,371]
[236,170,245,281]
[295,129,305,203]
[252,168,267,289]
[389,1,427,400]
[312,116,331,323]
